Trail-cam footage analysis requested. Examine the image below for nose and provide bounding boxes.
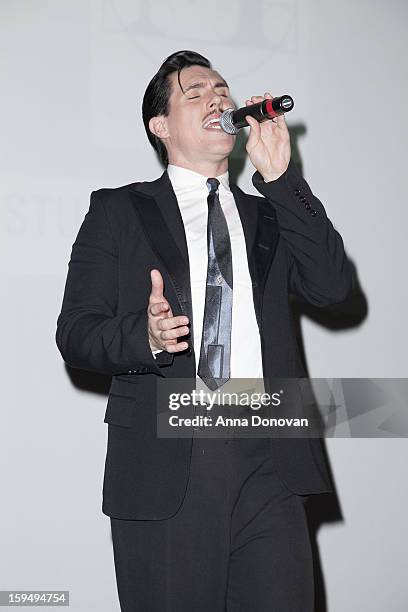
[208,90,222,110]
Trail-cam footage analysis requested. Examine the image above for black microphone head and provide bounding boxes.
[219,108,238,135]
[280,95,294,111]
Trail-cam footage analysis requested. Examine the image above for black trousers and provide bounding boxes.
[110,436,314,611]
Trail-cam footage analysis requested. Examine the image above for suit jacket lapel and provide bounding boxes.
[128,171,194,337]
[231,183,280,326]
[230,183,258,260]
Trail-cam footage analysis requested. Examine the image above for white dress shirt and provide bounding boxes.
[156,163,263,380]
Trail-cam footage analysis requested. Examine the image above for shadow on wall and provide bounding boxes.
[64,121,368,612]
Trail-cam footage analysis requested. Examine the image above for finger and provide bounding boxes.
[157,315,189,331]
[264,92,273,99]
[149,269,164,301]
[246,97,261,105]
[275,114,287,129]
[245,114,261,140]
[160,326,190,341]
[250,95,264,102]
[148,301,170,317]
[166,341,189,354]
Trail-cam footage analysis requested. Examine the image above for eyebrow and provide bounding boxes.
[183,80,229,94]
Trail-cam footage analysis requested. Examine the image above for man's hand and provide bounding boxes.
[148,269,190,354]
[245,92,291,182]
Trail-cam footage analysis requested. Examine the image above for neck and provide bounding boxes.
[167,155,228,178]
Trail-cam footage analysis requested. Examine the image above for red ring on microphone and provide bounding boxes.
[265,99,277,118]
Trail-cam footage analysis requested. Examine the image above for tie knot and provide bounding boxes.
[206,177,220,194]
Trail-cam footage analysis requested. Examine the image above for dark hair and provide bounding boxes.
[142,50,211,166]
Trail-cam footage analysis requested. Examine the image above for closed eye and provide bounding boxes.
[188,94,229,100]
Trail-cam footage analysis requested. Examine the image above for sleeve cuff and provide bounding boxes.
[252,158,302,195]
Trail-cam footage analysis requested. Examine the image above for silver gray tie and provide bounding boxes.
[197,178,233,391]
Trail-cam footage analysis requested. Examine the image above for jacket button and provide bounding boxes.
[305,203,311,210]
[294,189,301,196]
[300,196,307,203]
[311,209,317,216]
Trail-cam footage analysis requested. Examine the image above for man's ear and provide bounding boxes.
[149,116,169,140]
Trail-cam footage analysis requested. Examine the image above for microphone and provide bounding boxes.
[219,95,294,135]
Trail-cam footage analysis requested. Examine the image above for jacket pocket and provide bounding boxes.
[104,394,136,428]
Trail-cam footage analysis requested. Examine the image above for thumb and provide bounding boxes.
[149,269,164,302]
[245,115,261,149]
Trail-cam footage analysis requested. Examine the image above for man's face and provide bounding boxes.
[153,65,236,167]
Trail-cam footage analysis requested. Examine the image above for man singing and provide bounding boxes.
[56,50,352,611]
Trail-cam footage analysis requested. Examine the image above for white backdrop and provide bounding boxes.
[1,1,407,610]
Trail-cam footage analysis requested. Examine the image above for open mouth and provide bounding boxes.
[202,116,222,130]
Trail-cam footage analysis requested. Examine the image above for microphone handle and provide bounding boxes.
[232,95,294,129]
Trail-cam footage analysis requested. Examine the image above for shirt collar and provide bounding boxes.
[167,163,230,193]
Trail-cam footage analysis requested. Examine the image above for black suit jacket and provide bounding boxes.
[56,159,352,520]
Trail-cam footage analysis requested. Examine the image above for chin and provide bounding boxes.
[215,143,235,158]
[208,135,235,151]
